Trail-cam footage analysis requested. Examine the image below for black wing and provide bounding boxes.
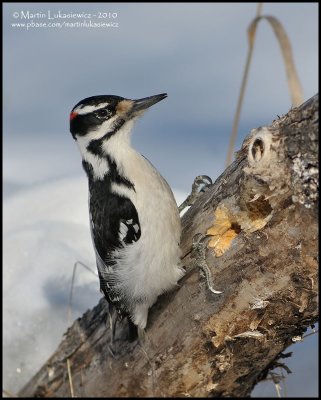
[89,181,141,316]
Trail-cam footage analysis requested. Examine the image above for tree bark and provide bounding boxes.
[19,94,318,398]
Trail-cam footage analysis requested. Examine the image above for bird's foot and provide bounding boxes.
[179,175,212,213]
[188,233,223,294]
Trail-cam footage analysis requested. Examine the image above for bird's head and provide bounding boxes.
[69,93,167,140]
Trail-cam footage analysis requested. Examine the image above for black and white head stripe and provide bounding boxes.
[72,102,111,115]
[71,95,124,114]
[69,95,132,138]
[69,93,167,136]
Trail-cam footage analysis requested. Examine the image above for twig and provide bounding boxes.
[225,2,263,167]
[67,358,75,398]
[68,261,97,324]
[248,15,303,106]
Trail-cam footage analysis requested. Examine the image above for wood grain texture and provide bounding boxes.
[19,94,318,398]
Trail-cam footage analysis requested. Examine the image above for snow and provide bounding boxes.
[3,176,187,393]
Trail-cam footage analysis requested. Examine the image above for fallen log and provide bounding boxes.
[19,93,318,397]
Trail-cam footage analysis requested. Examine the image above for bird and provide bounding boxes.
[69,93,185,339]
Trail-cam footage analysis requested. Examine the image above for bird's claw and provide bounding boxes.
[179,175,213,213]
[191,233,223,295]
[192,175,212,194]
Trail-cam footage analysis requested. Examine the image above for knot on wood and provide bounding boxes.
[243,126,293,209]
[247,127,273,166]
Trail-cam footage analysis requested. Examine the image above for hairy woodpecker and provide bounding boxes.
[69,93,184,335]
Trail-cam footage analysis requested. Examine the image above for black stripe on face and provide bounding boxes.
[70,112,102,138]
[85,118,126,156]
[70,95,125,138]
[70,107,118,138]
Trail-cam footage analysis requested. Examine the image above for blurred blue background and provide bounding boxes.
[3,2,318,396]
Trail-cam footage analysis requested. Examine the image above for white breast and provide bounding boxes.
[102,126,184,314]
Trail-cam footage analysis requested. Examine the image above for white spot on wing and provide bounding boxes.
[133,224,139,233]
[119,222,129,241]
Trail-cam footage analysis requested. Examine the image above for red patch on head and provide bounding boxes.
[70,111,78,121]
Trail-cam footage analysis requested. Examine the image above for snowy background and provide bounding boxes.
[3,2,318,396]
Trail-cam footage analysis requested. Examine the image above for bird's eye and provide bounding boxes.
[96,108,111,119]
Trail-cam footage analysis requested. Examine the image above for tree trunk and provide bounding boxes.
[19,94,318,398]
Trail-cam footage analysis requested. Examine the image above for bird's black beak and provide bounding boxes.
[131,93,167,114]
